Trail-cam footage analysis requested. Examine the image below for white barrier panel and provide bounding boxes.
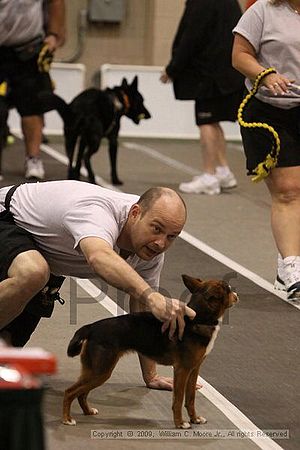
[8,62,86,135]
[101,64,241,141]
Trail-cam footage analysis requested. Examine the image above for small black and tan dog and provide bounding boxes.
[62,275,238,428]
[44,76,150,185]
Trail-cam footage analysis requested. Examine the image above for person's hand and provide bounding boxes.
[160,70,172,84]
[147,292,196,340]
[44,34,59,53]
[262,72,293,96]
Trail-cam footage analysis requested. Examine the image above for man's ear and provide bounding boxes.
[128,203,141,220]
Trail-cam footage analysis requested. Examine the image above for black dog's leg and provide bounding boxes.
[64,129,78,180]
[83,142,98,184]
[73,137,86,180]
[108,136,123,185]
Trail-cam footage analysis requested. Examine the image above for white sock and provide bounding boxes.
[202,172,218,183]
[277,253,285,280]
[216,166,231,177]
[282,256,300,288]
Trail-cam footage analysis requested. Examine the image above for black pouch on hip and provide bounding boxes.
[24,274,65,318]
[13,35,44,62]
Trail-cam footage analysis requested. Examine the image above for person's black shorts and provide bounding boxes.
[0,217,38,282]
[195,89,243,125]
[240,96,300,175]
[0,215,66,346]
[0,46,53,117]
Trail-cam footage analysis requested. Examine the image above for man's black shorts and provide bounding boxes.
[0,46,53,117]
[0,218,38,281]
[240,96,300,175]
[195,89,243,125]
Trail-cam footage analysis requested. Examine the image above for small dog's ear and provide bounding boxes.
[131,75,138,90]
[182,274,202,293]
[121,78,128,88]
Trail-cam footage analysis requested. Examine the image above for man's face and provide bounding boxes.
[128,197,186,260]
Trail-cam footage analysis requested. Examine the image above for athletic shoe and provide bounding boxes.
[274,274,286,291]
[179,174,220,195]
[215,168,237,189]
[273,273,300,301]
[286,282,300,300]
[281,257,300,300]
[25,157,45,180]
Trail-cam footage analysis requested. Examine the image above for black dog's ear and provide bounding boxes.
[131,75,138,90]
[182,274,203,293]
[121,78,128,89]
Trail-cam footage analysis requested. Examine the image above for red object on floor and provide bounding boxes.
[0,347,57,376]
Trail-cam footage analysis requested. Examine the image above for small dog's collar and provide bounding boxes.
[121,92,130,111]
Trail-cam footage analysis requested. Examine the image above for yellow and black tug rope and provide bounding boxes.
[37,44,53,73]
[237,67,281,182]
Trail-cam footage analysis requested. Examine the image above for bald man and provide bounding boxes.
[0,181,195,390]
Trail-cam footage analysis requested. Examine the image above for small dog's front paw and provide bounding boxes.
[177,422,191,429]
[85,407,99,416]
[191,416,207,424]
[62,417,77,426]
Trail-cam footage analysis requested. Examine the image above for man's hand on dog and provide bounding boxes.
[148,292,196,340]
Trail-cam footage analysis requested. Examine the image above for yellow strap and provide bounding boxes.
[37,43,53,73]
[0,81,7,97]
[238,67,281,182]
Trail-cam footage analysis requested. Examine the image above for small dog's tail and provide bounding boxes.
[67,324,91,357]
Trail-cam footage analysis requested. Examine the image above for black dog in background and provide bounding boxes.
[43,76,151,185]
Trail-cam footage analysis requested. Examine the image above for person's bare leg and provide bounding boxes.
[200,123,228,173]
[265,167,300,257]
[265,166,300,296]
[21,115,43,157]
[0,250,50,329]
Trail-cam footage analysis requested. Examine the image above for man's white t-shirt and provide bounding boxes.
[0,181,164,288]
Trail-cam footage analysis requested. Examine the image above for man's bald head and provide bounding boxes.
[137,187,187,220]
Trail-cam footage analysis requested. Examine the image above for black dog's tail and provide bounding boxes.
[67,324,92,357]
[38,92,72,124]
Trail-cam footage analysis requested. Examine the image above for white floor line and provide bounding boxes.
[123,141,200,176]
[75,278,283,450]
[123,140,244,174]
[197,376,283,450]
